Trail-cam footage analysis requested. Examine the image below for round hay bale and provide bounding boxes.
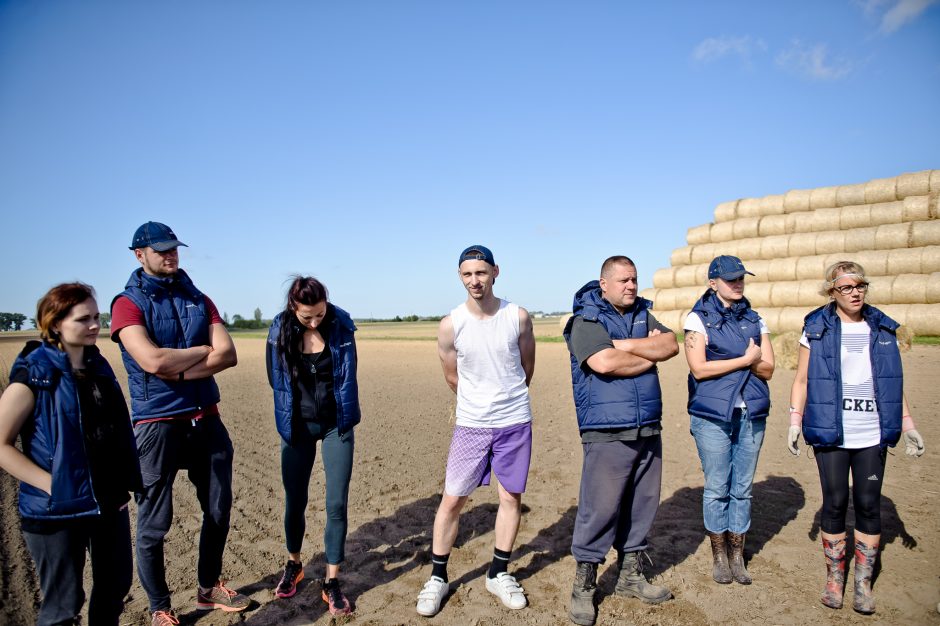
[737,197,762,218]
[788,232,819,257]
[836,183,866,207]
[864,177,898,204]
[655,289,678,311]
[735,238,763,261]
[758,214,787,237]
[902,195,930,222]
[812,208,842,232]
[810,186,838,210]
[714,200,739,223]
[745,282,774,308]
[717,240,740,258]
[784,189,812,213]
[870,200,903,226]
[865,276,894,305]
[771,281,801,307]
[639,288,658,304]
[760,235,790,260]
[844,227,877,252]
[930,192,940,219]
[896,171,931,198]
[733,216,761,240]
[931,170,940,193]
[912,221,940,247]
[798,280,827,307]
[922,246,940,273]
[772,331,802,370]
[778,307,814,333]
[671,246,693,267]
[743,259,770,281]
[655,310,682,333]
[796,255,827,280]
[690,243,718,265]
[905,304,940,335]
[559,313,573,331]
[758,194,785,216]
[674,286,702,310]
[768,257,799,282]
[875,223,912,250]
[754,306,780,331]
[686,223,712,245]
[891,274,928,304]
[878,304,909,328]
[815,231,846,255]
[840,205,871,230]
[675,264,706,288]
[926,272,940,303]
[852,250,889,276]
[710,221,736,243]
[653,267,678,289]
[886,248,923,275]
[895,325,914,352]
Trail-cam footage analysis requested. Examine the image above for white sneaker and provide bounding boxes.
[486,572,527,609]
[416,576,449,617]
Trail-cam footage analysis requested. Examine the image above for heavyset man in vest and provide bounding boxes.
[563,255,679,626]
[111,222,249,626]
[415,245,536,617]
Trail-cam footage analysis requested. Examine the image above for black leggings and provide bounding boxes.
[814,445,886,535]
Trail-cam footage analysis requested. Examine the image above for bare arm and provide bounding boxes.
[438,316,458,394]
[788,345,810,416]
[170,323,238,379]
[118,324,213,377]
[611,330,679,363]
[586,348,655,377]
[750,333,775,380]
[518,307,536,386]
[684,331,761,380]
[0,383,51,495]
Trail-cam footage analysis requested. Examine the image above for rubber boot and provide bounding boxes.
[707,532,732,584]
[568,562,597,626]
[614,551,672,604]
[820,536,846,609]
[728,532,752,585]
[853,538,878,614]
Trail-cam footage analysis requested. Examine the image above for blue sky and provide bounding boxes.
[1,0,938,321]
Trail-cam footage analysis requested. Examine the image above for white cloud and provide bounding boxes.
[691,36,767,65]
[855,0,939,33]
[775,40,852,81]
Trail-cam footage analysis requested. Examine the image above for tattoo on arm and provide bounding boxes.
[684,331,698,351]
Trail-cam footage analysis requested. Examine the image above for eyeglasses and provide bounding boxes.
[833,283,869,295]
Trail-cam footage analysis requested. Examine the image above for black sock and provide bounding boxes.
[431,552,450,582]
[488,548,511,578]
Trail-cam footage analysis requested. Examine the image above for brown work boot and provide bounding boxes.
[707,532,732,584]
[614,551,672,604]
[727,532,752,585]
[853,538,878,614]
[568,562,597,625]
[820,536,846,609]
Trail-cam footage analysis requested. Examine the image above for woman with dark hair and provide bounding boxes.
[683,256,775,586]
[788,261,925,614]
[0,283,141,626]
[266,276,361,616]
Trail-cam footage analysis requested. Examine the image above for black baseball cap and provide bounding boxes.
[708,255,755,280]
[458,245,495,267]
[129,222,188,252]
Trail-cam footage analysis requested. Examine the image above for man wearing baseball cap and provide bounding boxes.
[111,222,247,625]
[415,245,536,617]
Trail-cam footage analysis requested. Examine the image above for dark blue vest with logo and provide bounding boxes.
[267,304,362,443]
[563,282,663,431]
[802,303,903,448]
[687,290,770,421]
[113,268,221,422]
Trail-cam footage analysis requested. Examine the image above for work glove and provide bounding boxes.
[787,425,801,456]
[902,429,925,457]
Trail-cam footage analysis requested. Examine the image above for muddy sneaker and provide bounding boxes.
[196,581,251,612]
[416,576,450,617]
[151,609,180,626]
[321,578,352,616]
[485,572,527,609]
[276,560,305,598]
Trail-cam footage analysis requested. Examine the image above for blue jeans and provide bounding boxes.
[690,410,765,534]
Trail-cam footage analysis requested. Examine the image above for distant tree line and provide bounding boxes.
[0,312,28,331]
[223,308,272,330]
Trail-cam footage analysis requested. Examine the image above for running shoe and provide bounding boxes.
[151,609,180,626]
[321,578,352,616]
[196,580,251,612]
[486,572,527,609]
[416,576,450,617]
[276,560,305,598]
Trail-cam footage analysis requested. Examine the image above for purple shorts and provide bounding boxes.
[444,421,532,497]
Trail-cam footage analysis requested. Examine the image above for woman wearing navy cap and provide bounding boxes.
[683,255,775,586]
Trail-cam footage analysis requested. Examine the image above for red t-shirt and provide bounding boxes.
[111,295,224,423]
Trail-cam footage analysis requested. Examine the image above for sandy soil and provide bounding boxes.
[1,334,939,625]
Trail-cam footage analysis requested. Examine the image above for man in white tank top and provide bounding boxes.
[416,245,536,617]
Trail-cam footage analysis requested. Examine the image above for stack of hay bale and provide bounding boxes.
[642,170,940,335]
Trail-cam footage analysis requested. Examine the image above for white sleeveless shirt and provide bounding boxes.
[451,299,532,428]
